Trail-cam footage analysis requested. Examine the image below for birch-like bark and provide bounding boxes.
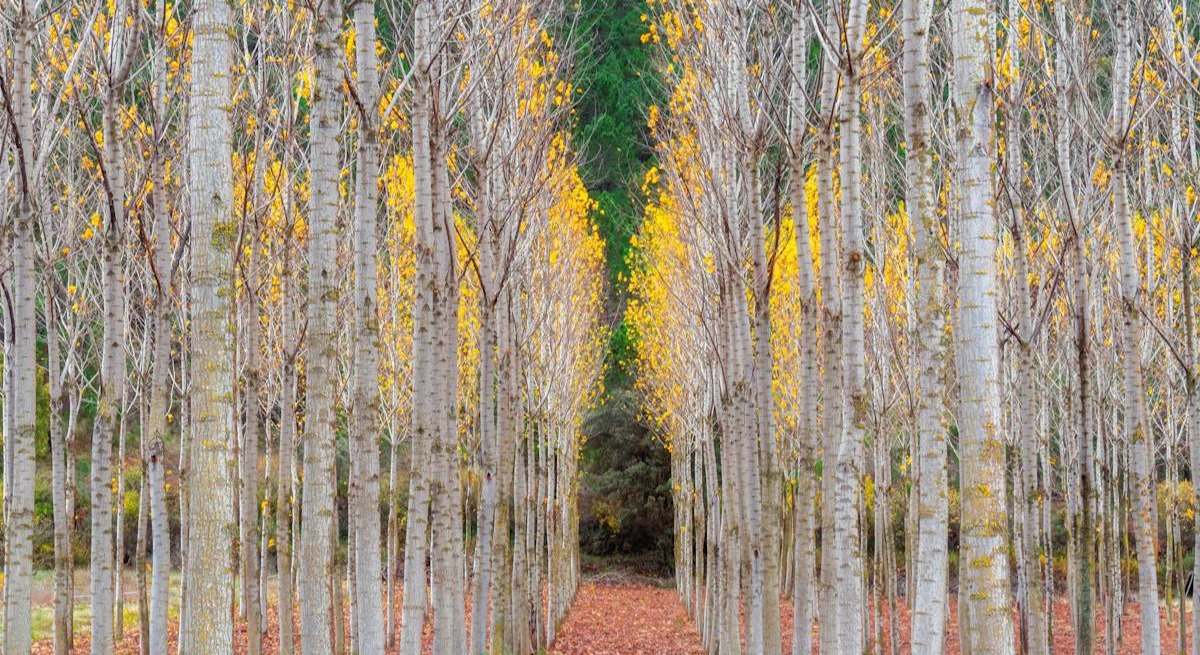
[747,68,782,655]
[789,14,817,655]
[714,321,743,655]
[183,0,237,650]
[114,367,130,645]
[724,43,766,649]
[258,425,272,633]
[145,7,175,642]
[135,468,149,655]
[299,1,341,651]
[1185,195,1200,655]
[471,302,498,655]
[47,284,72,655]
[92,4,137,643]
[901,0,948,650]
[400,0,438,648]
[350,3,386,652]
[511,426,532,653]
[429,89,467,653]
[0,124,34,642]
[238,284,263,655]
[489,249,520,651]
[1111,4,1161,651]
[1150,0,1199,651]
[835,2,869,651]
[1067,125,1096,655]
[176,317,192,655]
[533,419,547,650]
[1,146,8,584]
[952,0,1015,651]
[331,495,346,655]
[385,427,401,649]
[815,31,842,653]
[277,304,298,655]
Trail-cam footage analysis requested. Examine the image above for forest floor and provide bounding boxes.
[549,582,705,654]
[777,594,1193,654]
[21,571,1197,654]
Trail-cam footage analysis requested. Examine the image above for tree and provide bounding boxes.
[349,1,386,652]
[901,0,950,649]
[787,12,818,655]
[298,1,341,651]
[1,5,39,654]
[182,0,237,651]
[1110,2,1162,651]
[952,0,1015,650]
[87,3,140,652]
[143,2,182,651]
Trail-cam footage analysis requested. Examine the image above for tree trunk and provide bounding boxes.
[1110,4,1161,651]
[350,3,386,652]
[145,29,175,643]
[472,307,499,655]
[90,78,130,655]
[299,2,341,652]
[835,3,869,652]
[47,284,73,655]
[4,10,37,654]
[952,0,1016,651]
[114,374,130,646]
[816,25,843,652]
[902,0,950,650]
[400,1,440,649]
[789,15,817,655]
[182,0,238,650]
[277,308,298,655]
[385,427,401,650]
[239,287,263,655]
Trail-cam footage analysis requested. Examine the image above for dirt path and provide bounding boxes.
[549,583,705,655]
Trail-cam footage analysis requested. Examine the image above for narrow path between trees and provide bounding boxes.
[549,583,704,655]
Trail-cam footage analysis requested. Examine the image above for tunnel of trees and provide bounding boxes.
[6,0,1200,654]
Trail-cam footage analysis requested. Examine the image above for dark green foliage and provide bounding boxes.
[573,0,658,392]
[572,0,674,571]
[604,321,636,391]
[579,390,673,574]
[574,0,656,288]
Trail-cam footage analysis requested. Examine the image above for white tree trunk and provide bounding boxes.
[789,16,817,655]
[114,371,130,646]
[385,427,401,649]
[351,2,386,650]
[835,2,869,651]
[239,288,263,655]
[90,81,130,655]
[471,308,499,655]
[183,0,238,650]
[299,1,341,652]
[146,15,175,643]
[952,0,1015,651]
[5,11,37,654]
[46,286,74,655]
[816,30,843,654]
[277,307,298,655]
[1110,4,1161,651]
[902,0,949,651]
[400,0,439,649]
